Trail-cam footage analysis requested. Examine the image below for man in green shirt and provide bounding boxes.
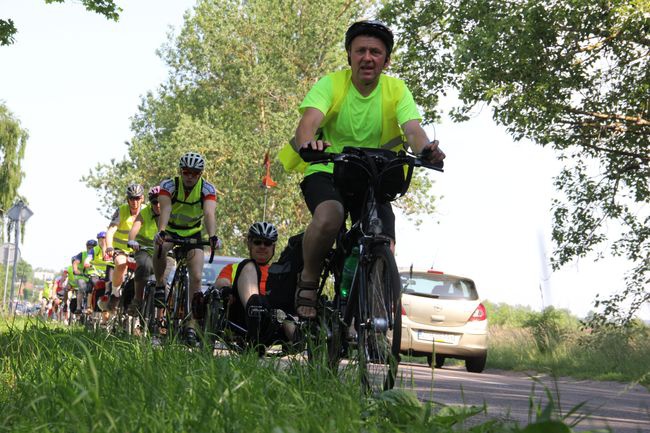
[289,20,445,318]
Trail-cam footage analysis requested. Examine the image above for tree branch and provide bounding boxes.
[568,108,650,126]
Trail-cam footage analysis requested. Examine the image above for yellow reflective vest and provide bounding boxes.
[168,177,204,237]
[135,205,158,251]
[114,204,139,253]
[82,246,108,276]
[278,69,407,173]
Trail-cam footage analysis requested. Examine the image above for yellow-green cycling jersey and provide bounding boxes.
[278,69,414,174]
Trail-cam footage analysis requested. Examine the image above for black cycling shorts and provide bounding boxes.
[300,172,396,241]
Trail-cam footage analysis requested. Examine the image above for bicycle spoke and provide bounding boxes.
[358,243,402,394]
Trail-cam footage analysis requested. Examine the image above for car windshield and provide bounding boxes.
[401,273,478,300]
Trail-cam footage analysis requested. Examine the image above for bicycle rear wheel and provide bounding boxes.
[357,243,402,394]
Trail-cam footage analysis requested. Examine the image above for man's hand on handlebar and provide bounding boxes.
[300,139,331,152]
[209,235,222,251]
[154,230,168,246]
[420,140,445,163]
[127,240,140,252]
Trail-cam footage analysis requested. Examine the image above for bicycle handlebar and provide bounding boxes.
[156,237,215,263]
[299,147,444,172]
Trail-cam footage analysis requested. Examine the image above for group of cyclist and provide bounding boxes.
[41,20,444,351]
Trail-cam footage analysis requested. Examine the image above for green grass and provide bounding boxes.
[0,317,611,432]
[487,325,650,387]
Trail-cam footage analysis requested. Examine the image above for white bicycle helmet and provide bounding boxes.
[179,152,205,171]
[248,221,278,242]
[126,183,144,198]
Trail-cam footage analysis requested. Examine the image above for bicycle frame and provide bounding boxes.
[303,146,443,392]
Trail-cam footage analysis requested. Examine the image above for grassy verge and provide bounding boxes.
[487,325,650,387]
[0,317,600,433]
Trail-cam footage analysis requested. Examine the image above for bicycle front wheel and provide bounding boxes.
[204,290,227,349]
[358,243,402,394]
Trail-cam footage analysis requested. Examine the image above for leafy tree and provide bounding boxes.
[1,0,121,45]
[85,0,439,256]
[0,103,28,242]
[381,0,649,323]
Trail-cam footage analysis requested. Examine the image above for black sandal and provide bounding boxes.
[295,275,318,319]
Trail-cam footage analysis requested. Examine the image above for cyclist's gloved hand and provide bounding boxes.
[127,240,140,251]
[105,247,114,259]
[420,140,445,163]
[209,235,222,250]
[154,230,168,246]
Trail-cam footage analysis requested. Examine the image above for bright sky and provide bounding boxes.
[1,0,646,320]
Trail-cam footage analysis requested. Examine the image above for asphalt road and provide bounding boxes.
[397,362,650,433]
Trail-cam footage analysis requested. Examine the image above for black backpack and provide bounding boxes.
[266,232,304,314]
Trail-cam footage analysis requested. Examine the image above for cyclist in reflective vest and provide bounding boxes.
[280,20,445,319]
[154,152,220,346]
[126,186,175,316]
[105,183,144,308]
[71,239,102,313]
[90,231,111,278]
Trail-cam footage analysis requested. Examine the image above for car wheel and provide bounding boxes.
[465,354,486,373]
[427,354,445,368]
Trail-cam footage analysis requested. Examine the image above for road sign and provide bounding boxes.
[1,243,19,264]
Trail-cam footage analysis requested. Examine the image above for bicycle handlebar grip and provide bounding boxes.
[299,148,332,162]
[209,247,215,264]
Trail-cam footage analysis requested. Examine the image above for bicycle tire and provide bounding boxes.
[325,305,345,371]
[169,267,189,340]
[142,281,157,338]
[203,290,227,349]
[357,243,402,394]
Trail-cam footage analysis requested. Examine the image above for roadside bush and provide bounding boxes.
[483,301,533,327]
[523,307,580,354]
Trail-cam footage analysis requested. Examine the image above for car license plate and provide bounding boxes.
[417,330,458,345]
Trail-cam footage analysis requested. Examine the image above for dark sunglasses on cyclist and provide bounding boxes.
[251,239,274,247]
[150,200,159,205]
[181,169,202,177]
[128,196,143,201]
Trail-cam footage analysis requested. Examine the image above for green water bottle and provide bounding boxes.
[339,247,359,299]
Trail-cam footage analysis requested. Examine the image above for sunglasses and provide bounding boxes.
[150,200,159,205]
[181,169,202,177]
[128,196,143,201]
[251,239,274,247]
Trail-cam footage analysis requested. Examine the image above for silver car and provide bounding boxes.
[167,255,244,292]
[201,255,244,291]
[399,269,488,373]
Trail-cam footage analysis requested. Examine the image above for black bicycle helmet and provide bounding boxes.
[126,183,144,198]
[345,20,394,57]
[248,221,278,242]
